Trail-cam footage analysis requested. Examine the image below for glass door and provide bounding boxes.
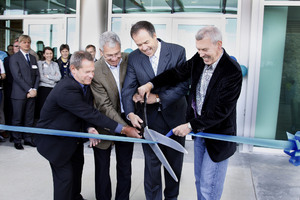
[111,17,172,52]
[23,18,65,60]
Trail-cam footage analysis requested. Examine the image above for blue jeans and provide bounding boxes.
[194,137,229,200]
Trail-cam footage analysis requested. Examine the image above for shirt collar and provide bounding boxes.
[151,40,161,59]
[20,49,29,57]
[70,73,87,90]
[105,58,123,69]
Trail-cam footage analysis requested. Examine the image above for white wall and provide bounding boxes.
[80,0,108,59]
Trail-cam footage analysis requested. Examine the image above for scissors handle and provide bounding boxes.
[166,130,174,137]
[143,95,148,127]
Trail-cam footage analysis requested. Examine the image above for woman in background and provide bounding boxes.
[56,44,71,78]
[36,47,61,118]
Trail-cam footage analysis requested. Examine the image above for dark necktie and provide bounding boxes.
[25,54,30,66]
[83,85,88,95]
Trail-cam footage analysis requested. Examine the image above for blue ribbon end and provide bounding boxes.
[284,132,300,166]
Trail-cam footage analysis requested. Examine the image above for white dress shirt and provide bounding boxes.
[105,58,124,113]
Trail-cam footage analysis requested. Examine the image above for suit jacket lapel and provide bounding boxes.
[205,52,227,100]
[139,51,155,79]
[100,58,119,97]
[119,53,128,90]
[157,40,170,75]
[18,51,30,67]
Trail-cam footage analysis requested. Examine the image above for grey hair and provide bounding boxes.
[70,51,93,70]
[195,26,222,44]
[99,31,121,51]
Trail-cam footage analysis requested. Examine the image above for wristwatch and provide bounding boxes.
[187,122,192,130]
[156,94,160,103]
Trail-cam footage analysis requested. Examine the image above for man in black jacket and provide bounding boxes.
[35,51,140,200]
[138,26,243,200]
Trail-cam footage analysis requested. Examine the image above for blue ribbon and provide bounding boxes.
[0,125,155,144]
[166,130,300,166]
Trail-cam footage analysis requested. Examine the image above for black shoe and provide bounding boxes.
[0,136,5,142]
[14,143,24,150]
[24,141,36,147]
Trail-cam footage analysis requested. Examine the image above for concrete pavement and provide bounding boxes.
[0,139,299,200]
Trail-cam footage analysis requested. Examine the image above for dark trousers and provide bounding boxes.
[11,98,35,143]
[93,140,134,200]
[50,142,84,200]
[3,85,12,126]
[35,86,52,119]
[143,112,185,200]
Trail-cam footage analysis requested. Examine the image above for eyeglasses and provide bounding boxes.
[103,52,121,60]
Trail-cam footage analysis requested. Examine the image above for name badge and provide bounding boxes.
[32,65,38,69]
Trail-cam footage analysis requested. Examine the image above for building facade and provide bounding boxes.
[1,0,300,152]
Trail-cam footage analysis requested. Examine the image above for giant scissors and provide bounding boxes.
[141,96,188,182]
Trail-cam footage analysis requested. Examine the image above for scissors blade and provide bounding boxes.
[149,143,178,182]
[147,128,188,154]
[144,127,178,182]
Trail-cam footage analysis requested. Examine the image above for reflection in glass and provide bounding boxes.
[177,24,205,59]
[276,7,300,140]
[112,0,237,14]
[2,0,76,15]
[28,24,60,60]
[67,17,76,56]
[256,6,300,140]
[0,20,23,51]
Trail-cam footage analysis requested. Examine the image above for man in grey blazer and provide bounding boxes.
[9,35,40,150]
[90,31,134,200]
[122,21,189,200]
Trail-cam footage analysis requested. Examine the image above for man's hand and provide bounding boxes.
[88,127,101,147]
[128,113,143,129]
[133,93,143,103]
[146,93,157,104]
[173,123,191,137]
[27,93,31,98]
[121,126,142,138]
[138,82,153,98]
[133,93,157,104]
[28,89,37,98]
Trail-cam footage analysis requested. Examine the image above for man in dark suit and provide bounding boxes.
[90,31,133,200]
[3,40,19,141]
[122,21,188,200]
[85,44,97,62]
[9,35,40,150]
[35,51,141,200]
[138,26,243,200]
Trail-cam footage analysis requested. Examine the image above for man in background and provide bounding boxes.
[85,44,97,62]
[9,35,40,150]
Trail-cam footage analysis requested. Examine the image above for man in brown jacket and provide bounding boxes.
[90,31,133,200]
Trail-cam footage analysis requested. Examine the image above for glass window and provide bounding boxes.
[255,6,300,140]
[177,24,205,59]
[112,0,237,14]
[0,20,23,51]
[1,0,76,15]
[223,18,237,58]
[66,17,76,55]
[28,24,61,60]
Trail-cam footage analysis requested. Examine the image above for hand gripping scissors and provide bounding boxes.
[142,96,188,182]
